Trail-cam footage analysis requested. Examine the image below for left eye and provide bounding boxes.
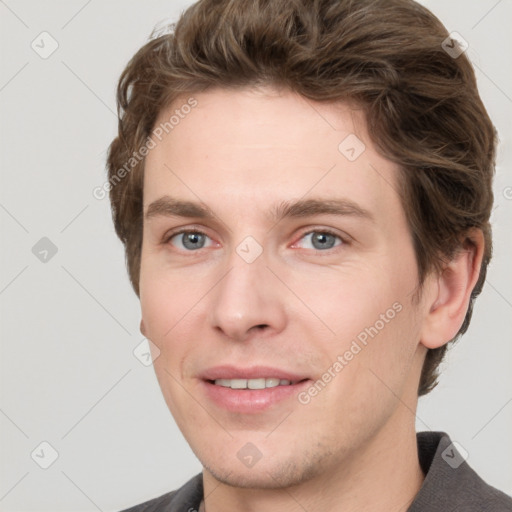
[296,231,343,251]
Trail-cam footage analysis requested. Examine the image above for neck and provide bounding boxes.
[201,409,425,512]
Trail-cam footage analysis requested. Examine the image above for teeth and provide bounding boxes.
[248,378,266,389]
[214,378,293,389]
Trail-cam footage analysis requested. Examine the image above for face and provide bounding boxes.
[140,86,428,488]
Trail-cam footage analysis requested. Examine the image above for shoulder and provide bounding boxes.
[119,490,178,512]
[411,431,512,511]
[118,473,203,512]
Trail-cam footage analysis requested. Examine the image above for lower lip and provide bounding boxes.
[200,379,312,413]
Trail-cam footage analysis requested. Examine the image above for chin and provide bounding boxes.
[200,445,327,490]
[205,463,306,489]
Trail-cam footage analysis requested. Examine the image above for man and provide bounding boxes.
[106,0,512,510]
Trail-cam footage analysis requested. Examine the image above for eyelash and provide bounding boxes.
[162,227,348,253]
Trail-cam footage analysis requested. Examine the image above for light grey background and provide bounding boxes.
[0,1,510,511]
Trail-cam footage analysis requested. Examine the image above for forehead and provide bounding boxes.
[143,86,403,225]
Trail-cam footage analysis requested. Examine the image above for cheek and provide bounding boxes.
[140,288,168,339]
[139,259,210,379]
[295,267,407,341]
[139,252,216,336]
[139,261,179,342]
[306,256,420,376]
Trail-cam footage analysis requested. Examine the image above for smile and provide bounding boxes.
[212,378,302,389]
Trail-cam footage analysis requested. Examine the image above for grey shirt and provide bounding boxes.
[120,431,512,511]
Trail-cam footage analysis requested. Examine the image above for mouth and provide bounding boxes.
[208,377,308,389]
[198,365,312,413]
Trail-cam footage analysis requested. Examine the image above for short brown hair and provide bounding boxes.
[106,0,497,396]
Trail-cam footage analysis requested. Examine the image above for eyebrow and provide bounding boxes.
[145,195,374,224]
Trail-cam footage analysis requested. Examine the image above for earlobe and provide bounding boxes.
[420,229,484,350]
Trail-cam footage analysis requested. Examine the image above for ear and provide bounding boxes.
[420,229,485,349]
[140,319,147,337]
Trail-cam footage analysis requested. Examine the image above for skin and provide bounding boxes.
[139,86,483,512]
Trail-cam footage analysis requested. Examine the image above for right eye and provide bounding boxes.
[167,230,214,251]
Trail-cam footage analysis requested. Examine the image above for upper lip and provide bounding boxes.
[199,365,309,382]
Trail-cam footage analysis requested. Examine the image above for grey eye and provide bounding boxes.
[170,231,211,251]
[300,231,342,250]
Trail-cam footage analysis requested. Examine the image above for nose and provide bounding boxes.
[208,249,287,343]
